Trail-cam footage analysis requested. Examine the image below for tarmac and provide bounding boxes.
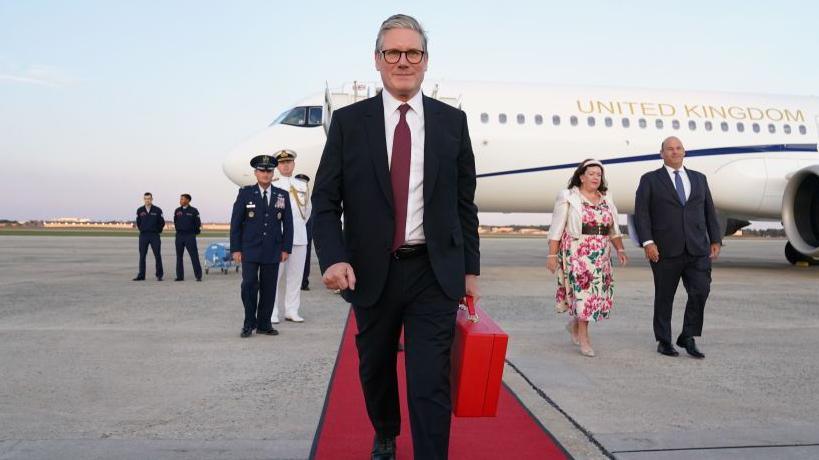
[1,236,817,460]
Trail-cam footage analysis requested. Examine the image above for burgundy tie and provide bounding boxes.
[391,104,411,251]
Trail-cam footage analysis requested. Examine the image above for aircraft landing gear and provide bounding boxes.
[785,242,818,265]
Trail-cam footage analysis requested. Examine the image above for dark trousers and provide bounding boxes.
[175,234,202,279]
[302,218,313,289]
[353,253,457,460]
[138,233,163,278]
[650,252,711,344]
[241,262,279,331]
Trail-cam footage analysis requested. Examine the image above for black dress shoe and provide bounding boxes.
[371,435,396,460]
[677,336,705,359]
[174,278,184,282]
[657,341,679,356]
[156,277,163,281]
[196,277,202,282]
[257,327,279,336]
[132,276,145,281]
[301,285,310,291]
[240,328,253,338]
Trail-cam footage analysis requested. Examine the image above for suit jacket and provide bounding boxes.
[230,185,294,264]
[635,166,722,258]
[311,92,480,307]
[136,206,165,234]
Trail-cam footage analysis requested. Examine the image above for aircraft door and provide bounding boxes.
[815,116,819,150]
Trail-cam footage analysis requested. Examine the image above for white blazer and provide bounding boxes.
[548,187,623,241]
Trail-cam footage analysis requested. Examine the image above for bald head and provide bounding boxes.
[660,136,682,151]
[660,136,685,170]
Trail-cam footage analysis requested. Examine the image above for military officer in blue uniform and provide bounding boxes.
[133,192,165,281]
[230,154,294,338]
[174,193,203,282]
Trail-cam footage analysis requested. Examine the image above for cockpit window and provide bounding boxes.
[271,106,323,127]
[281,107,307,126]
[308,107,323,125]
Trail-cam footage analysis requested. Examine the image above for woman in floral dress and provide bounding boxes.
[547,159,628,357]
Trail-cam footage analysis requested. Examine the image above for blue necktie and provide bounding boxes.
[674,170,686,205]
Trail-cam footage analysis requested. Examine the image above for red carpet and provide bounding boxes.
[310,309,569,459]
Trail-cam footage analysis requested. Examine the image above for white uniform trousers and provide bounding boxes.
[272,244,307,320]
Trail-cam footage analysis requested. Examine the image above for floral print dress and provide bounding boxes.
[555,200,615,321]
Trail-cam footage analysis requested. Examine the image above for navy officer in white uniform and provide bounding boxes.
[271,149,311,323]
[230,154,294,338]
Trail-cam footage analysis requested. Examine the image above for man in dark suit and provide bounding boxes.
[311,14,479,460]
[230,154,294,338]
[133,192,165,281]
[173,193,203,282]
[635,136,722,359]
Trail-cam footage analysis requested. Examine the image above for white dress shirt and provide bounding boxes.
[258,184,271,205]
[383,88,425,245]
[642,164,691,247]
[665,165,691,200]
[274,175,311,245]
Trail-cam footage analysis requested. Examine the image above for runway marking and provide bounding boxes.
[611,443,819,454]
[505,358,615,459]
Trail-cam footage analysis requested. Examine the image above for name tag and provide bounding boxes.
[246,204,256,209]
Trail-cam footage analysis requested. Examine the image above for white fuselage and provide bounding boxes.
[224,81,819,224]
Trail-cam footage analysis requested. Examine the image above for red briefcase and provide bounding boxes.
[451,296,509,417]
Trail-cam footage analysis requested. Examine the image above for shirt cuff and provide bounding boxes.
[642,240,654,247]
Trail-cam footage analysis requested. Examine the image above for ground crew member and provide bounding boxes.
[174,193,203,281]
[133,192,165,281]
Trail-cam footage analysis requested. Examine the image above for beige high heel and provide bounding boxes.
[565,321,580,346]
[579,345,596,357]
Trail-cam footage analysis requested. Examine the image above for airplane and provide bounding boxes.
[223,81,819,265]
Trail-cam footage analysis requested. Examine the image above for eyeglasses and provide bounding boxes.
[379,49,425,64]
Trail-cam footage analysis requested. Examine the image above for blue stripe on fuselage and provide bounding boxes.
[475,143,819,178]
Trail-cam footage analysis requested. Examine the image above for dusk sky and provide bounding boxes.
[1,0,817,225]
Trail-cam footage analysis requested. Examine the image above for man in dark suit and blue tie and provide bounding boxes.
[635,136,722,359]
[311,14,480,460]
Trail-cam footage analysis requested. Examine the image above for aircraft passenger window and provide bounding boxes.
[552,115,561,126]
[638,118,647,129]
[768,124,776,133]
[570,116,578,126]
[784,124,792,134]
[535,114,543,125]
[655,119,664,129]
[752,123,760,133]
[622,118,630,128]
[704,121,713,131]
[688,120,696,130]
[672,120,680,130]
[799,125,807,135]
[587,116,596,127]
[499,113,507,124]
[605,117,613,127]
[480,113,489,123]
[517,114,525,124]
[308,107,323,126]
[720,122,729,132]
[280,107,307,126]
[737,122,745,132]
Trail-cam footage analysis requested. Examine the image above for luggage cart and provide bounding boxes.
[204,242,240,274]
